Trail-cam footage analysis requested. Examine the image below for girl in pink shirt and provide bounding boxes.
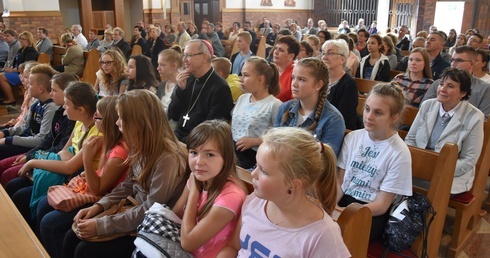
[173,120,247,258]
[219,127,350,257]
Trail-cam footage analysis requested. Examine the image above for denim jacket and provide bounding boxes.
[274,99,346,156]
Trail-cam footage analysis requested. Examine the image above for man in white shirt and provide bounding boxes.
[71,24,88,49]
[176,22,191,49]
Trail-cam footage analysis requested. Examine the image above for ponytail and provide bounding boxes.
[314,143,338,216]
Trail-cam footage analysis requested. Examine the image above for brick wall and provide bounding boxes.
[143,9,172,27]
[3,11,64,43]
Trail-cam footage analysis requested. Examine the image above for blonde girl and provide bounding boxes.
[39,96,129,258]
[275,57,345,156]
[220,127,350,257]
[64,90,187,257]
[232,56,282,169]
[172,120,247,257]
[156,49,182,112]
[94,48,129,96]
[337,83,412,241]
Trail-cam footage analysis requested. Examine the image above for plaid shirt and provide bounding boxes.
[394,73,434,108]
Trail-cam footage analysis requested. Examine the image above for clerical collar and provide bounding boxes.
[195,68,214,82]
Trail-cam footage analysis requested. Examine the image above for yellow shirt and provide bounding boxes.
[226,74,243,103]
[71,121,101,168]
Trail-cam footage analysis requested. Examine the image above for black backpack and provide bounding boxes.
[382,192,436,257]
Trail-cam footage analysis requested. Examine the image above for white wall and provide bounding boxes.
[226,0,313,10]
[128,0,144,29]
[2,0,59,12]
[59,0,80,28]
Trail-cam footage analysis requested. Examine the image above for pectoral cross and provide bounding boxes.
[182,114,190,127]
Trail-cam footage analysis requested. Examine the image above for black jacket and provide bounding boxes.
[25,107,75,161]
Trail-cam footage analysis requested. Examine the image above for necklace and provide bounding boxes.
[267,199,310,226]
[182,69,214,127]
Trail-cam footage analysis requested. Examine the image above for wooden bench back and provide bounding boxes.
[81,49,100,86]
[130,45,142,56]
[355,78,380,94]
[231,39,239,57]
[337,203,372,257]
[256,36,266,59]
[390,70,404,80]
[410,143,458,257]
[220,39,235,58]
[37,52,51,64]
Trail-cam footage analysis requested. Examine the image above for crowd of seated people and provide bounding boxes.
[0,16,488,258]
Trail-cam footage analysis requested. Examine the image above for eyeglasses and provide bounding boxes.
[450,58,472,64]
[93,114,103,121]
[99,61,114,66]
[183,52,203,59]
[19,37,27,41]
[322,52,343,57]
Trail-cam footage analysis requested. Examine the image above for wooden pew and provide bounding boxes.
[236,166,372,258]
[447,121,490,257]
[37,52,51,65]
[81,49,100,86]
[130,45,142,56]
[398,105,419,140]
[52,45,67,66]
[336,204,372,258]
[256,36,266,59]
[356,96,366,117]
[401,50,410,57]
[231,39,239,57]
[355,78,380,95]
[220,38,236,58]
[0,185,49,257]
[390,70,404,80]
[367,143,458,258]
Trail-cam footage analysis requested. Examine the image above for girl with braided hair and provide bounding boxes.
[274,57,345,156]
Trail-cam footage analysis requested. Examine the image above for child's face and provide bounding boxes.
[251,145,290,201]
[93,109,103,132]
[115,106,123,133]
[157,56,176,78]
[50,82,65,106]
[363,93,397,134]
[239,62,263,93]
[100,54,115,75]
[188,139,224,185]
[126,58,137,80]
[22,70,31,90]
[28,73,42,98]
[63,97,80,121]
[291,65,322,102]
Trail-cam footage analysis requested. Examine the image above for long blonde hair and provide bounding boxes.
[116,90,186,191]
[261,127,338,215]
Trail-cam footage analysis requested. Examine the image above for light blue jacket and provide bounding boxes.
[275,99,345,156]
[405,99,484,194]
